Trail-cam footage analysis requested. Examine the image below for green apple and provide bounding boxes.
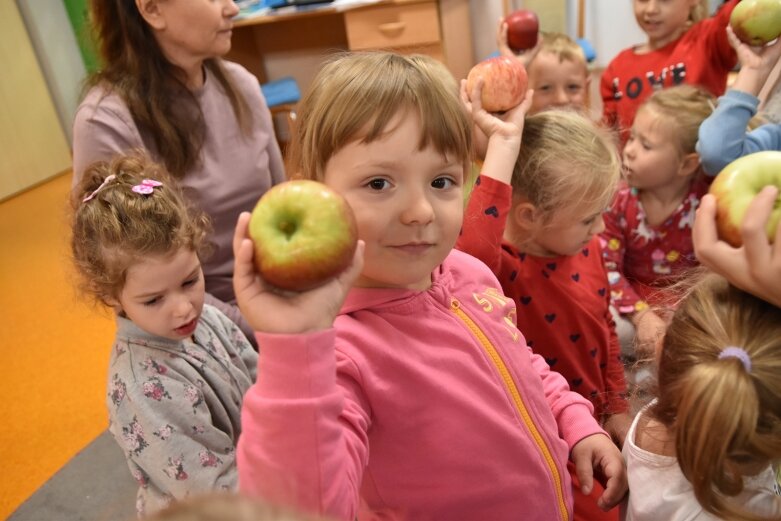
[466,56,528,113]
[730,0,781,46]
[709,151,781,247]
[248,180,358,291]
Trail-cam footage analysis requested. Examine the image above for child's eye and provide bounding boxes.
[567,84,583,92]
[183,276,199,288]
[537,85,551,92]
[431,176,456,189]
[366,178,390,191]
[143,296,162,306]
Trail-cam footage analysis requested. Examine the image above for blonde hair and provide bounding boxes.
[639,84,715,157]
[690,0,709,24]
[139,494,331,521]
[650,273,781,521]
[71,154,210,306]
[286,51,472,181]
[511,110,620,220]
[535,32,587,72]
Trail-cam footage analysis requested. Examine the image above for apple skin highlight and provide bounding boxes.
[249,180,358,291]
[709,151,781,247]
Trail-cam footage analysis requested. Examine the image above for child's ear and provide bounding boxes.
[103,296,123,314]
[135,0,166,30]
[510,201,539,232]
[678,152,701,177]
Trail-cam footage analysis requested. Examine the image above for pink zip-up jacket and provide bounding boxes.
[238,250,605,520]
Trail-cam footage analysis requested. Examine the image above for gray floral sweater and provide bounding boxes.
[106,304,257,516]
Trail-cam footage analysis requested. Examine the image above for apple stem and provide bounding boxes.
[278,220,297,239]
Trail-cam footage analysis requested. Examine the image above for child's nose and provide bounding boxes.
[553,87,569,106]
[174,295,194,318]
[400,191,435,225]
[623,142,635,160]
[224,0,239,17]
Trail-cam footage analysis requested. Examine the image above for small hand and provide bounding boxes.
[232,211,365,335]
[571,433,628,511]
[726,26,781,95]
[495,18,542,67]
[693,187,781,308]
[632,309,666,360]
[460,77,533,141]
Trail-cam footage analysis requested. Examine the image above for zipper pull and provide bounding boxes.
[450,298,460,310]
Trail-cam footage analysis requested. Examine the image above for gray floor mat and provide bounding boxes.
[9,430,137,521]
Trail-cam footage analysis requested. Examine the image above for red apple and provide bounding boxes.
[709,151,781,247]
[729,0,781,46]
[466,56,528,112]
[505,9,540,52]
[248,180,358,291]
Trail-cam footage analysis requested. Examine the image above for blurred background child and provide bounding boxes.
[601,85,714,361]
[601,0,739,145]
[497,26,591,116]
[474,27,591,161]
[71,155,257,517]
[457,103,628,521]
[698,26,781,176]
[623,273,781,520]
[232,51,626,521]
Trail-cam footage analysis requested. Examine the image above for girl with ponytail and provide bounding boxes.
[623,273,781,520]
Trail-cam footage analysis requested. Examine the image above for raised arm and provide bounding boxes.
[698,28,781,175]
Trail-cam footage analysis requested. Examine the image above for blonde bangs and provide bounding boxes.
[288,52,472,180]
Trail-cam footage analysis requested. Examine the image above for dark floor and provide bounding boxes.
[9,431,137,521]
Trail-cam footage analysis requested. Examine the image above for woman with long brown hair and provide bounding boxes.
[72,0,285,340]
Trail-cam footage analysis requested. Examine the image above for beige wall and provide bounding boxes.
[0,1,71,200]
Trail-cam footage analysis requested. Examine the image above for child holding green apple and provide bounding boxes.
[697,25,781,176]
[231,51,627,521]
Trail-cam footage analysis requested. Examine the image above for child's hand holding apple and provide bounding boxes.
[461,67,533,185]
[695,183,781,308]
[232,181,365,335]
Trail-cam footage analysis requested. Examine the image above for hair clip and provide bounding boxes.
[82,174,117,203]
[718,346,752,373]
[131,179,164,195]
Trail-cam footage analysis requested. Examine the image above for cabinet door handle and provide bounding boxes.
[377,21,406,36]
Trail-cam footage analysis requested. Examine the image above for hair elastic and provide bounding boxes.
[82,174,116,203]
[131,179,163,195]
[718,346,752,373]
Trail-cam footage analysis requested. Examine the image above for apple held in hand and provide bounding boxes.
[466,56,528,112]
[249,180,358,291]
[730,0,781,46]
[709,151,781,247]
[505,9,539,52]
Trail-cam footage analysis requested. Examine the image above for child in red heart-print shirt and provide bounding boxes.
[457,97,628,521]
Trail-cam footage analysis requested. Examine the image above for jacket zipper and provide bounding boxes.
[450,297,569,521]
